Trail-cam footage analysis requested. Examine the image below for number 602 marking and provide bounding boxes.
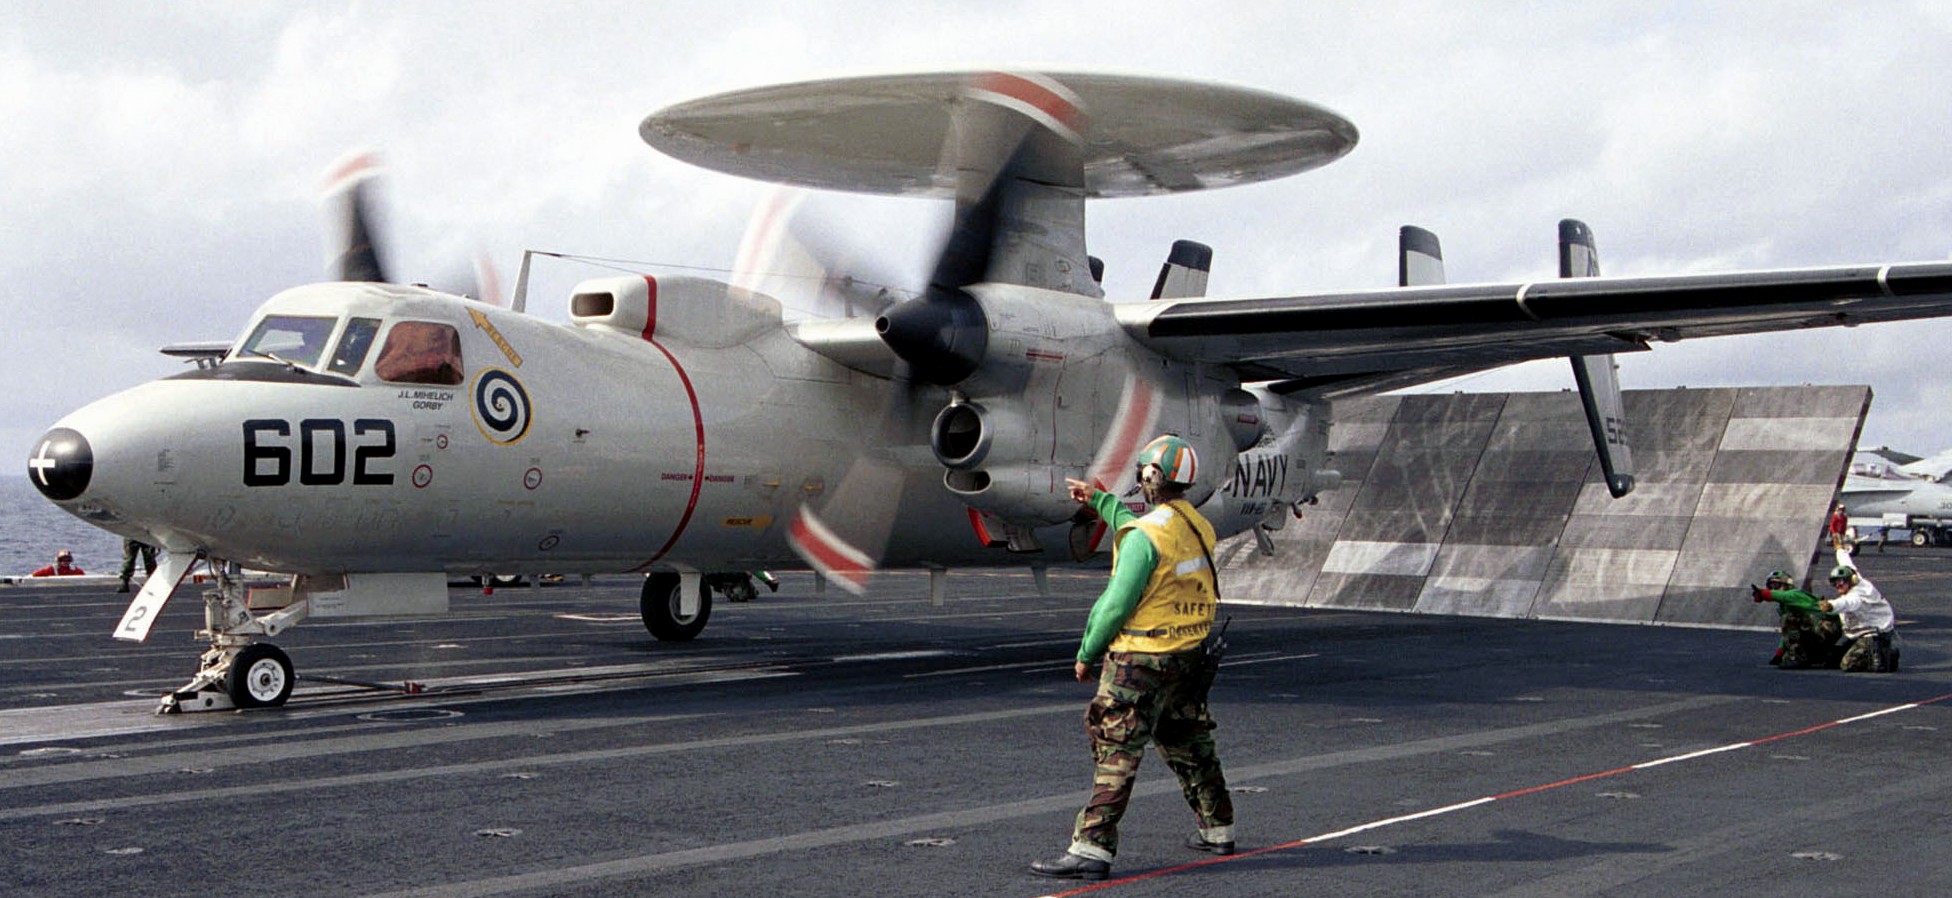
[242,418,396,487]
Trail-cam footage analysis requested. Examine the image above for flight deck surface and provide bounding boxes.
[2,552,1946,897]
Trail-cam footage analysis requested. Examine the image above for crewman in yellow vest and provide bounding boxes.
[1030,434,1234,882]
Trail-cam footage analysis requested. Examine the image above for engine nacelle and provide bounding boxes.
[911,284,1244,530]
[569,274,780,348]
[932,398,1077,523]
[944,462,1079,526]
[930,398,1030,470]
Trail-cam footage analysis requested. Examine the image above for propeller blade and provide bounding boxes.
[877,73,1090,386]
[322,152,389,283]
[787,459,906,594]
[786,362,925,593]
[319,151,502,304]
[794,73,1093,590]
[734,188,911,320]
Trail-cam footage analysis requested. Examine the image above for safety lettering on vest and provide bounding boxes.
[1172,600,1215,618]
[1121,620,1211,640]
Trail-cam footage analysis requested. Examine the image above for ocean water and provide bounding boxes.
[1,476,126,577]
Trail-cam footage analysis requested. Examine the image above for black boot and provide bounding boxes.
[1187,833,1236,855]
[1029,852,1110,881]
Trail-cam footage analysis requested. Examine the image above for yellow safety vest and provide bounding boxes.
[1108,501,1219,654]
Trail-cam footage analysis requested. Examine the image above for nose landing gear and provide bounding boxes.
[165,639,298,712]
[156,564,309,714]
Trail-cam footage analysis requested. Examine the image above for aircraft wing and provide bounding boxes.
[1117,262,1952,392]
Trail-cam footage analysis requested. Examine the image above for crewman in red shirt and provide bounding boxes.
[30,549,85,577]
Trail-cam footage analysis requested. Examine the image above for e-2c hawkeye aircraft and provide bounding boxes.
[28,71,1952,712]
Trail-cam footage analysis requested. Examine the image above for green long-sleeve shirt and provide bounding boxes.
[1757,586,1830,615]
[1077,490,1157,664]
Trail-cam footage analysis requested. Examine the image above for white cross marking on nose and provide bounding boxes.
[28,438,61,486]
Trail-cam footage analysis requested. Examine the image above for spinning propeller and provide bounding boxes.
[782,73,1091,591]
[320,151,504,305]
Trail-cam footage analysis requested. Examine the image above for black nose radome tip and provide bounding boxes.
[27,428,92,501]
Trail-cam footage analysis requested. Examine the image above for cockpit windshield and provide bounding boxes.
[329,317,382,375]
[237,315,336,368]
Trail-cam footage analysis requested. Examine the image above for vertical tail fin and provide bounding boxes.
[1398,225,1445,286]
[1561,220,1635,498]
[1151,239,1213,299]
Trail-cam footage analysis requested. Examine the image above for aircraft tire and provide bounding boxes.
[1913,530,1931,548]
[641,573,711,641]
[227,643,295,708]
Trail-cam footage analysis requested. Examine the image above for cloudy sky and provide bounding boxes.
[8,1,1952,471]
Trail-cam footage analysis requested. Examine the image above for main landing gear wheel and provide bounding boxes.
[227,643,295,708]
[1912,530,1931,548]
[641,573,710,641]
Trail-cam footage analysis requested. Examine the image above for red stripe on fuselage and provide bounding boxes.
[639,275,660,342]
[635,275,706,568]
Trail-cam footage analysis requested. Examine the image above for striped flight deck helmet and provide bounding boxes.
[1136,434,1199,488]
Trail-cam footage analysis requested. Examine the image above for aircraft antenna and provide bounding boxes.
[511,249,535,315]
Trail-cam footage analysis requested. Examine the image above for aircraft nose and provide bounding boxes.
[27,427,94,502]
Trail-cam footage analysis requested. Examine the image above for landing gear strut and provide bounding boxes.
[159,563,308,713]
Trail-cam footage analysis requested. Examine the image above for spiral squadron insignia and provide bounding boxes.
[471,369,532,445]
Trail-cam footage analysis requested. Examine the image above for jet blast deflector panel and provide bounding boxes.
[1216,386,1869,630]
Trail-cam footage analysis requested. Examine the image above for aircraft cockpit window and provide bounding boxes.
[237,315,336,368]
[328,317,382,375]
[374,321,464,386]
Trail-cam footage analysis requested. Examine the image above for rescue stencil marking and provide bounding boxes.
[1032,690,1952,898]
[469,308,523,367]
[471,369,532,445]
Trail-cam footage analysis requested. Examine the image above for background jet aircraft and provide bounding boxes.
[1893,447,1952,482]
[29,70,1952,712]
[1843,449,1952,546]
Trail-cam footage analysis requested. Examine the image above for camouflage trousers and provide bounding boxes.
[1071,650,1233,858]
[1778,609,1842,669]
[1838,631,1900,672]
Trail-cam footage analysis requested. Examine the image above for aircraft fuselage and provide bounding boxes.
[31,280,1328,581]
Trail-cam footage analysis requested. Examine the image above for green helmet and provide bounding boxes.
[1828,564,1858,585]
[1136,434,1200,488]
[1765,570,1794,588]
